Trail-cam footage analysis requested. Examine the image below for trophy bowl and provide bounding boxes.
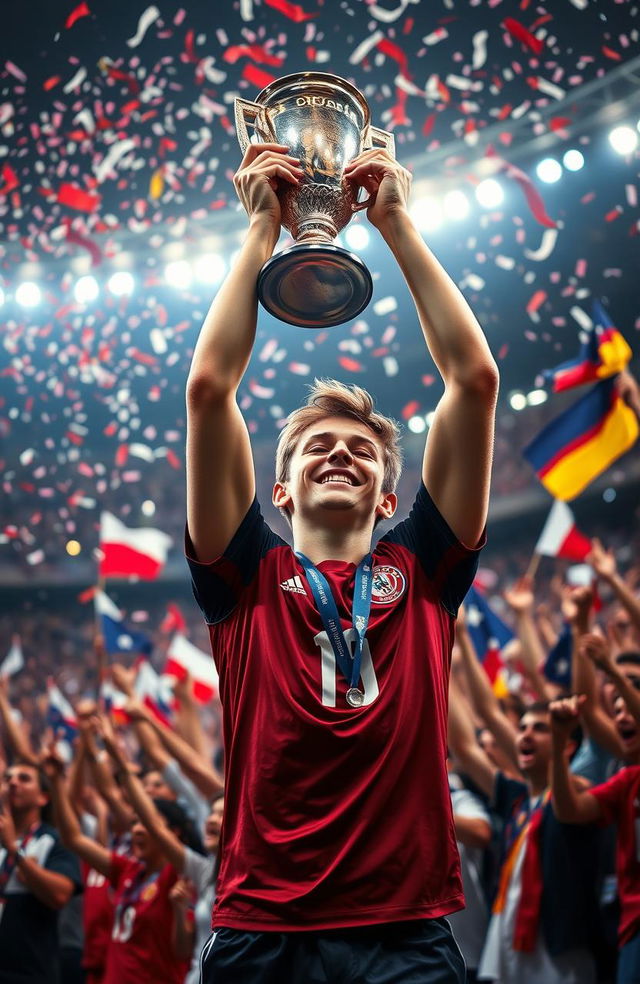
[235,72,395,329]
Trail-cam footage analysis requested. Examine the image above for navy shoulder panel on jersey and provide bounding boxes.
[380,481,485,616]
[186,498,286,625]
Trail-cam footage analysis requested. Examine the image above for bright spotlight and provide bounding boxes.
[141,499,156,517]
[73,275,99,304]
[409,197,444,233]
[562,149,584,172]
[475,178,504,209]
[526,389,548,406]
[193,254,227,285]
[536,158,562,183]
[15,282,42,308]
[164,260,193,289]
[108,271,135,297]
[344,224,370,251]
[443,189,470,221]
[407,416,426,434]
[509,392,527,411]
[609,125,638,156]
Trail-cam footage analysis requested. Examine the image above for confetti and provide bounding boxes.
[64,2,91,29]
[126,5,160,47]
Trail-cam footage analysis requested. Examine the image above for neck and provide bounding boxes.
[292,518,373,566]
[13,808,41,838]
[527,772,548,798]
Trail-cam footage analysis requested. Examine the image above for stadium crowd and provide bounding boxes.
[0,524,639,982]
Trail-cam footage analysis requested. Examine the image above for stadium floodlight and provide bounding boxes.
[15,282,42,308]
[108,271,135,297]
[509,391,527,411]
[443,189,470,221]
[344,224,370,251]
[164,260,193,289]
[193,253,227,285]
[407,416,426,434]
[475,178,504,208]
[73,275,100,304]
[562,149,584,172]
[609,125,638,156]
[409,197,444,233]
[536,158,562,183]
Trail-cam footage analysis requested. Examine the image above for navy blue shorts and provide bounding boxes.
[199,917,466,984]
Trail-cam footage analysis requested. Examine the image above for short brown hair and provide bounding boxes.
[275,379,403,494]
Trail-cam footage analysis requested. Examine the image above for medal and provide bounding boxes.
[346,687,364,708]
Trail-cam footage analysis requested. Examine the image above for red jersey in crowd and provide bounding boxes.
[82,861,115,977]
[102,852,189,984]
[187,483,483,931]
[590,764,640,946]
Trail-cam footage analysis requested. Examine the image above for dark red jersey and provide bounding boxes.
[81,862,115,974]
[103,852,189,984]
[187,483,483,931]
[590,764,640,946]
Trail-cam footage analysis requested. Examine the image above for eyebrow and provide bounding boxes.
[302,431,379,454]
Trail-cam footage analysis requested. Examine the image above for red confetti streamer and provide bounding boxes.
[65,1,90,28]
[502,17,544,55]
[0,163,19,197]
[57,183,101,213]
[526,289,547,314]
[43,76,61,91]
[223,45,285,67]
[264,0,318,22]
[64,221,103,266]
[602,46,622,61]
[549,117,572,132]
[66,431,84,446]
[99,60,140,94]
[422,114,436,137]
[166,449,181,470]
[242,64,277,89]
[338,356,364,373]
[183,29,198,63]
[498,343,509,360]
[77,586,97,603]
[498,104,513,121]
[402,401,420,420]
[115,444,129,466]
[128,348,157,366]
[485,146,557,229]
[376,38,410,79]
[605,207,623,222]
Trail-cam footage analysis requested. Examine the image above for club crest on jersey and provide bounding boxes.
[141,882,158,902]
[280,574,307,595]
[371,565,406,605]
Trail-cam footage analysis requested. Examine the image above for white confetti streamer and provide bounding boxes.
[368,0,419,22]
[472,30,489,70]
[534,77,565,100]
[63,67,87,93]
[423,28,448,46]
[570,306,593,331]
[524,228,558,262]
[94,139,136,183]
[349,31,384,65]
[373,296,397,316]
[240,0,254,20]
[126,6,160,48]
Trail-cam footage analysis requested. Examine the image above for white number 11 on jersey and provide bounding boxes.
[313,628,379,707]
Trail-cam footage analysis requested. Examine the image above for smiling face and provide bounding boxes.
[515,710,553,779]
[272,415,397,529]
[204,798,224,854]
[614,690,640,762]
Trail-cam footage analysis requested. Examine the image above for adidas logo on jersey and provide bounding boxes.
[280,575,307,595]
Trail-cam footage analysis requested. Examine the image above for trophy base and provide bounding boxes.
[257,243,373,329]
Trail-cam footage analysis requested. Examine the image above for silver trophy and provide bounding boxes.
[235,72,395,329]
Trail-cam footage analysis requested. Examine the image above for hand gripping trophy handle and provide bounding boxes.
[233,72,396,329]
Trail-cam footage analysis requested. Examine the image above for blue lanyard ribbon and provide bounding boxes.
[295,552,373,690]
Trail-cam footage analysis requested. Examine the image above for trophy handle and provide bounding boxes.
[350,124,396,212]
[234,97,266,153]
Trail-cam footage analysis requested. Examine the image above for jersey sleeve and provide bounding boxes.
[380,481,485,615]
[589,765,639,826]
[185,497,285,624]
[43,834,83,892]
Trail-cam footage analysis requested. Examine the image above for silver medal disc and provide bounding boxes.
[346,688,365,708]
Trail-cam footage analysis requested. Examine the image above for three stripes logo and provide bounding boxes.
[280,575,307,595]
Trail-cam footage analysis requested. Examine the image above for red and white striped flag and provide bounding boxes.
[164,634,219,704]
[99,512,172,580]
[535,500,591,562]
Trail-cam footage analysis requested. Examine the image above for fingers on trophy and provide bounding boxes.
[234,72,395,329]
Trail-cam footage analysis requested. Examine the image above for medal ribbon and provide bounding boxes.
[295,552,373,692]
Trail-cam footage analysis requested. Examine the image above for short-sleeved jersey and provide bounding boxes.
[103,853,189,984]
[187,482,482,931]
[0,823,82,984]
[590,764,640,946]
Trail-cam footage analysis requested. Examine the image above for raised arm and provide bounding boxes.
[455,608,519,771]
[581,632,640,726]
[345,150,498,546]
[0,676,38,766]
[186,143,304,562]
[171,675,207,761]
[588,538,640,637]
[42,744,112,878]
[549,696,603,824]
[447,674,498,799]
[503,576,557,701]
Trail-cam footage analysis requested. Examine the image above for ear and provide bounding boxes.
[376,491,397,522]
[272,481,292,512]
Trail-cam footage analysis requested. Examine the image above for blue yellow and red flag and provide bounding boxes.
[523,376,639,501]
[463,586,514,698]
[541,300,632,393]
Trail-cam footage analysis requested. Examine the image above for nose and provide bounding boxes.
[328,441,353,464]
